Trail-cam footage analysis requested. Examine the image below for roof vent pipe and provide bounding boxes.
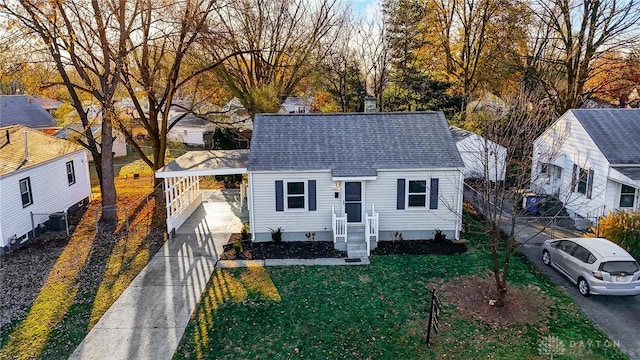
[23,130,29,161]
[5,129,9,144]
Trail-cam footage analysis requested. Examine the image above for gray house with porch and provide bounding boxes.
[156,112,465,258]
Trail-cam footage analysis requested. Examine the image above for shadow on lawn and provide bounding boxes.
[0,191,167,360]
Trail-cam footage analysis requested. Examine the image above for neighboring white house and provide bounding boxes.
[156,112,465,258]
[167,113,215,147]
[450,126,507,181]
[531,109,640,221]
[278,96,312,114]
[54,124,128,158]
[0,125,91,255]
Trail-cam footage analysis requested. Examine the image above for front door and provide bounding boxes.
[344,182,362,223]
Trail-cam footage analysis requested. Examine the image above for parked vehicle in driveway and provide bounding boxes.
[541,237,640,296]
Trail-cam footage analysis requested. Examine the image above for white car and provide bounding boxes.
[541,237,640,296]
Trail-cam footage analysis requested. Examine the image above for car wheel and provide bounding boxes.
[578,278,590,297]
[542,250,551,266]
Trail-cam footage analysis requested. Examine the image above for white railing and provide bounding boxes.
[332,205,347,243]
[365,204,379,256]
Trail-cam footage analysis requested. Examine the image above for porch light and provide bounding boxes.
[333,182,341,191]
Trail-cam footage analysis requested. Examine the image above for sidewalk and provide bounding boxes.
[69,191,244,360]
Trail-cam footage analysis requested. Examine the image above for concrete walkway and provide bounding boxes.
[69,190,246,360]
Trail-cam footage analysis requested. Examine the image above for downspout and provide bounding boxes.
[248,172,256,242]
[455,170,464,240]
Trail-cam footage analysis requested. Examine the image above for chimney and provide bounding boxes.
[364,96,377,113]
[5,129,9,144]
[23,130,29,161]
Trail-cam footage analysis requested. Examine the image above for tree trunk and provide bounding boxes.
[99,116,117,224]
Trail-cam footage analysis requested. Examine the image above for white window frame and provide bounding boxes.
[66,160,76,185]
[406,179,427,209]
[19,177,33,207]
[285,180,306,211]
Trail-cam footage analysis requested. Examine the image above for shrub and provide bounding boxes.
[241,223,251,240]
[590,211,640,260]
[232,241,243,256]
[269,227,282,243]
[434,229,447,242]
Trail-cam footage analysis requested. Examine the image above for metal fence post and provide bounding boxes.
[64,209,70,237]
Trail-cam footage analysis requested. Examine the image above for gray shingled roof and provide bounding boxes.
[169,113,207,127]
[0,95,58,128]
[571,109,640,165]
[249,112,464,177]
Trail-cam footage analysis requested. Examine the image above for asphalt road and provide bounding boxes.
[521,243,640,359]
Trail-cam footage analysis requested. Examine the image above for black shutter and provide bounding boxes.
[586,170,594,199]
[397,179,405,209]
[430,178,439,209]
[308,180,317,211]
[275,180,284,211]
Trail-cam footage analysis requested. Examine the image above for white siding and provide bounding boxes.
[0,150,91,247]
[250,171,338,238]
[250,168,463,240]
[532,111,610,218]
[456,134,506,181]
[168,126,205,146]
[367,170,463,234]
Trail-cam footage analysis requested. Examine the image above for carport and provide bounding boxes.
[155,149,249,234]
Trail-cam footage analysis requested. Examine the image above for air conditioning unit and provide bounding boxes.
[49,212,66,231]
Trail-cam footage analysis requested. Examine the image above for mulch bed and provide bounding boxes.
[220,241,346,260]
[220,237,468,260]
[372,239,467,255]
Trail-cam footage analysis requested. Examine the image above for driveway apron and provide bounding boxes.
[69,190,245,360]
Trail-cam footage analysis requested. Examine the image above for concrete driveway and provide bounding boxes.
[520,240,640,359]
[69,190,246,360]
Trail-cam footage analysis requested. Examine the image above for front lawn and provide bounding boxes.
[176,238,628,359]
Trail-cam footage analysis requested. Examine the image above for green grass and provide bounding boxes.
[175,236,628,359]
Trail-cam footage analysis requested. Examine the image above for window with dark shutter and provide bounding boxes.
[308,180,316,211]
[275,181,284,211]
[429,178,439,209]
[397,179,405,209]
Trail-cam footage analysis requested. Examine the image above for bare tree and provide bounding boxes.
[204,0,348,117]
[466,87,558,306]
[356,8,391,111]
[431,0,528,110]
[117,0,243,184]
[3,0,137,222]
[531,0,640,113]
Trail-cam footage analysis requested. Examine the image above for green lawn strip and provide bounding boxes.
[175,246,628,359]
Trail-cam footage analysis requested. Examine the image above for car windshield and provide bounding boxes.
[600,261,639,274]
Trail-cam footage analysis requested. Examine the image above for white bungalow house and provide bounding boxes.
[167,113,215,147]
[531,109,640,221]
[450,126,506,181]
[278,96,313,114]
[156,112,465,258]
[55,124,128,158]
[0,125,91,255]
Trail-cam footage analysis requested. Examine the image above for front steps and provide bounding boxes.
[346,227,367,258]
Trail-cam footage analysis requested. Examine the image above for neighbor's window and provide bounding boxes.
[620,184,636,208]
[407,180,427,207]
[66,161,76,185]
[19,177,33,207]
[577,167,588,194]
[286,181,305,209]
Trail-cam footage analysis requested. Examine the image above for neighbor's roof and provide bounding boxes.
[155,150,249,178]
[0,125,84,177]
[169,113,208,127]
[449,125,475,142]
[0,95,58,128]
[32,96,62,110]
[249,112,464,177]
[570,109,640,165]
[55,123,100,140]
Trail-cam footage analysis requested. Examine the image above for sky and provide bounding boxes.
[348,0,380,20]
